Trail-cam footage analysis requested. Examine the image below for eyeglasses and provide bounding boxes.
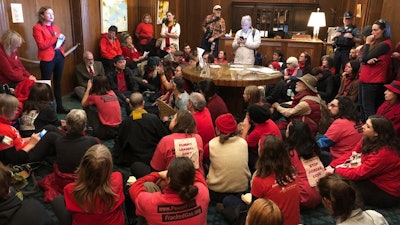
[328,103,338,108]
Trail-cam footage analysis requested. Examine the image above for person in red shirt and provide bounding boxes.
[120,33,145,70]
[61,144,125,225]
[240,104,282,172]
[99,25,122,73]
[187,92,215,149]
[325,115,400,208]
[251,135,301,225]
[130,157,209,225]
[0,30,36,87]
[135,13,154,52]
[81,75,121,140]
[377,80,400,138]
[33,6,68,113]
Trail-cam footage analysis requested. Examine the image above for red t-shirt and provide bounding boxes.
[251,174,301,225]
[117,72,127,91]
[325,118,363,159]
[192,108,215,148]
[246,119,282,153]
[151,133,204,174]
[87,91,122,127]
[64,172,125,225]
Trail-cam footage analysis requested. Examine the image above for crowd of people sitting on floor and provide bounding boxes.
[1,7,400,225]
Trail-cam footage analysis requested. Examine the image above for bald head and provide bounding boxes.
[83,51,94,66]
[129,93,144,109]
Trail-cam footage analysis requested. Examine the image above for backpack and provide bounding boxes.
[252,29,264,66]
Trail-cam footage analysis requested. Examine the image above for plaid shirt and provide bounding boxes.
[202,14,226,39]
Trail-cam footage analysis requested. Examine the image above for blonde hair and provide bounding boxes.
[244,85,261,105]
[143,13,152,23]
[73,144,117,213]
[0,94,19,119]
[246,198,283,225]
[286,56,299,67]
[0,30,24,56]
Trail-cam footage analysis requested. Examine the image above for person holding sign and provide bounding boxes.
[285,120,324,209]
[151,110,204,174]
[33,6,69,114]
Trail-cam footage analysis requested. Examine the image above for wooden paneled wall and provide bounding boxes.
[0,0,398,93]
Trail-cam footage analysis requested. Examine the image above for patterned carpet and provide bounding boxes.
[18,95,400,224]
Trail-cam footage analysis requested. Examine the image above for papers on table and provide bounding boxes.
[209,64,221,69]
[246,67,278,74]
[197,47,205,68]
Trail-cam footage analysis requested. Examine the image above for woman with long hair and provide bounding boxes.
[81,75,121,140]
[0,30,36,86]
[325,115,400,208]
[243,85,265,107]
[285,120,324,209]
[336,60,360,102]
[318,174,388,224]
[251,135,301,225]
[130,157,209,225]
[298,51,312,75]
[160,11,180,51]
[19,83,62,137]
[358,19,392,121]
[246,198,283,225]
[151,110,204,173]
[63,144,125,225]
[33,6,69,113]
[377,80,400,138]
[317,96,363,163]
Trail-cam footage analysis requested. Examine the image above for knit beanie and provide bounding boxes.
[215,113,237,134]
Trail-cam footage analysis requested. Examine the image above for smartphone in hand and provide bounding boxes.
[39,129,47,138]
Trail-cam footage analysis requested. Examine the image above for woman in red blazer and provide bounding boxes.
[33,6,69,114]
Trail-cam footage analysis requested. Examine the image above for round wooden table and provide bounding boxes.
[183,64,282,116]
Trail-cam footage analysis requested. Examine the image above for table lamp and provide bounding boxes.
[307,8,326,40]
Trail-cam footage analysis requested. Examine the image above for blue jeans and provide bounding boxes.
[39,50,65,110]
[358,82,385,122]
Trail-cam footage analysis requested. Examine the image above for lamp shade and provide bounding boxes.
[307,11,326,27]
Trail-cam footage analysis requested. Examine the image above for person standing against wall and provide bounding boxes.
[201,5,226,58]
[33,6,69,113]
[160,11,180,51]
[332,11,361,74]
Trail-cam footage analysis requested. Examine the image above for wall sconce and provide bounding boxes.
[307,8,326,40]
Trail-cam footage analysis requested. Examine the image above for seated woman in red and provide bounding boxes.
[377,80,400,138]
[251,135,301,225]
[285,120,324,209]
[130,157,209,225]
[325,115,400,208]
[62,144,125,225]
[151,110,204,174]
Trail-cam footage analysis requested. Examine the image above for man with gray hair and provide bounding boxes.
[114,92,168,178]
[187,92,215,149]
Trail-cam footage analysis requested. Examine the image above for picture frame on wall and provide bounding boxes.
[100,0,128,33]
[157,0,169,25]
